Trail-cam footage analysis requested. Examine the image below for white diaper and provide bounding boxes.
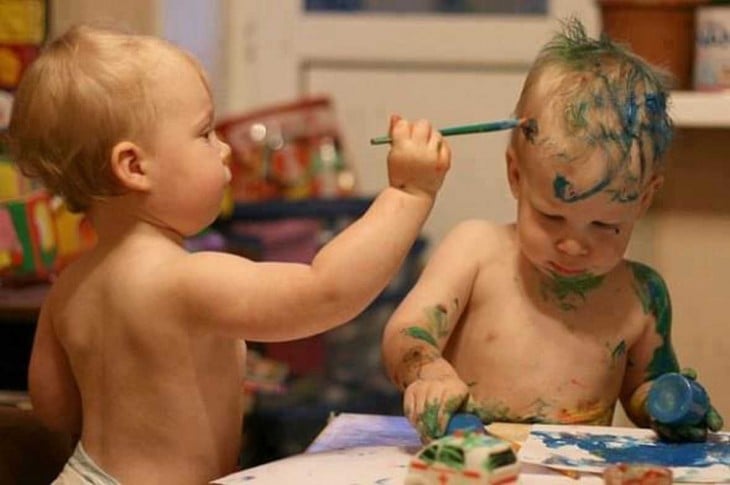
[52,442,120,485]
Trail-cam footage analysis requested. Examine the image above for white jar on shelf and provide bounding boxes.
[695,5,730,91]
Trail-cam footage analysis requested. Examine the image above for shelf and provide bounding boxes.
[226,197,375,221]
[671,91,730,128]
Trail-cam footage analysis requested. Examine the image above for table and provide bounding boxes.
[0,283,47,390]
[212,413,609,484]
[0,282,48,323]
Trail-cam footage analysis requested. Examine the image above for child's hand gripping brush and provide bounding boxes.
[370,118,537,146]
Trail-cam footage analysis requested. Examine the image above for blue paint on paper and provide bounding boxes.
[533,431,730,468]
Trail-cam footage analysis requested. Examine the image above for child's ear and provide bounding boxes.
[110,141,151,192]
[640,174,664,214]
[506,145,521,198]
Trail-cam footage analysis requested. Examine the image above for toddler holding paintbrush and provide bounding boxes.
[9,24,451,484]
[381,19,724,444]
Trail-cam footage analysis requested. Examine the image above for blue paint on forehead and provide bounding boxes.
[535,20,674,204]
[622,93,638,137]
[553,173,612,202]
[644,91,672,159]
[533,431,730,468]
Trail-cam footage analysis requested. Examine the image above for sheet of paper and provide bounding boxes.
[211,445,414,484]
[519,424,730,483]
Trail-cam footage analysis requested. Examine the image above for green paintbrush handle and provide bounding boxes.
[370,118,522,145]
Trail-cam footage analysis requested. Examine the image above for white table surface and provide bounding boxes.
[212,413,607,484]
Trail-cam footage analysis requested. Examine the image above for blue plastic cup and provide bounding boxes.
[647,373,709,426]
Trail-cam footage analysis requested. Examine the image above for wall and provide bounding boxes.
[48,0,229,112]
[650,129,730,423]
[49,0,159,37]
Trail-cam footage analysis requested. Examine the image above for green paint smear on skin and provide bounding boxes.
[566,100,589,133]
[630,261,679,379]
[418,395,465,439]
[404,327,438,348]
[611,339,627,364]
[468,400,523,424]
[402,300,458,348]
[418,401,442,439]
[541,271,605,311]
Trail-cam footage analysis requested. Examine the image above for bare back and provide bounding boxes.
[40,238,244,484]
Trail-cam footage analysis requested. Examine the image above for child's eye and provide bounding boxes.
[200,128,215,141]
[539,211,563,222]
[592,221,619,231]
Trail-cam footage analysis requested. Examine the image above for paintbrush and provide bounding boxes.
[369,117,535,145]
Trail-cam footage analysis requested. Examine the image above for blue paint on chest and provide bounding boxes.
[534,431,730,468]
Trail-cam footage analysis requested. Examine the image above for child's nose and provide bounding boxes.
[221,141,232,166]
[555,237,589,256]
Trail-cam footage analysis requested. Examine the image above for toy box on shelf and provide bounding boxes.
[0,0,69,285]
[0,157,96,285]
[216,96,356,203]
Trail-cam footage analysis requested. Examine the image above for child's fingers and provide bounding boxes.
[437,389,469,436]
[389,115,409,140]
[683,426,708,442]
[389,114,402,133]
[707,406,724,432]
[409,386,430,434]
[436,392,452,437]
[404,385,418,424]
[427,130,443,152]
[411,119,432,143]
[680,367,698,380]
[439,140,452,169]
[654,422,707,443]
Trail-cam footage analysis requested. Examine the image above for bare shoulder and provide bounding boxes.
[622,259,672,313]
[439,220,514,250]
[43,254,96,313]
[433,220,515,262]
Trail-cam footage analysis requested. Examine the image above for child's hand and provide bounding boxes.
[404,374,469,442]
[651,368,724,442]
[387,115,451,199]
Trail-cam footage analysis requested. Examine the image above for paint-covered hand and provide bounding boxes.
[651,368,724,443]
[387,115,451,199]
[404,374,469,442]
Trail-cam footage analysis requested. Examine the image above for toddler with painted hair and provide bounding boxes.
[382,19,723,443]
[9,24,451,484]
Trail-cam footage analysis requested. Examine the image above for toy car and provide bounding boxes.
[405,431,520,484]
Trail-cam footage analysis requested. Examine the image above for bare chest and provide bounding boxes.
[444,265,646,425]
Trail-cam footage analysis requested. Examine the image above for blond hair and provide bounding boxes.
[512,19,673,202]
[8,25,206,212]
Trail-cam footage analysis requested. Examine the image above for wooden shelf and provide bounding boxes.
[671,91,730,128]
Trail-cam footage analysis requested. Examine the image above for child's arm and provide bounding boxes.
[620,262,723,441]
[28,298,82,441]
[174,116,450,341]
[382,221,491,440]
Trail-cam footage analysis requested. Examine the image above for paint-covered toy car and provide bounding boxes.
[405,431,520,484]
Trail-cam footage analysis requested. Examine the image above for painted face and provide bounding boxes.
[511,149,648,279]
[145,54,232,236]
[510,58,665,280]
